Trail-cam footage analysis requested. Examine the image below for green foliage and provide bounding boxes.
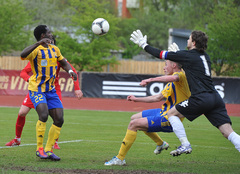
[54,0,120,71]
[0,107,240,173]
[0,0,32,55]
[129,0,240,76]
[22,0,72,28]
[170,0,217,29]
[117,18,140,59]
[197,0,240,76]
[130,0,176,50]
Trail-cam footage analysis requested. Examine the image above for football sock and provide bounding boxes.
[36,120,46,150]
[117,129,137,160]
[143,131,163,146]
[228,131,240,152]
[168,116,190,146]
[45,124,61,152]
[15,115,26,139]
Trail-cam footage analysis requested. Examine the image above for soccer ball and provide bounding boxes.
[91,18,110,35]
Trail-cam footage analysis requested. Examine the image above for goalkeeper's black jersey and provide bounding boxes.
[145,46,216,95]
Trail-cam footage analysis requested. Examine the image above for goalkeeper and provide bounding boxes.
[129,29,240,157]
[104,43,191,166]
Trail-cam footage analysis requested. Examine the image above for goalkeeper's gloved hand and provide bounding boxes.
[168,42,180,52]
[130,30,148,49]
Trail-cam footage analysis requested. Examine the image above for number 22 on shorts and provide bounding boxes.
[34,94,43,103]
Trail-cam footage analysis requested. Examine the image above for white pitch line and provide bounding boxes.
[0,139,231,150]
[0,140,83,149]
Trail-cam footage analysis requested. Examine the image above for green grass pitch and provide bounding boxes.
[0,107,239,174]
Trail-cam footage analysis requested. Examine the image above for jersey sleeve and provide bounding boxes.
[20,62,32,82]
[164,51,190,67]
[54,46,64,61]
[144,45,190,66]
[21,47,39,60]
[69,62,80,90]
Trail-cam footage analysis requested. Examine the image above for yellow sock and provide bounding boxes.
[36,120,46,150]
[44,124,61,152]
[116,129,137,160]
[143,131,163,146]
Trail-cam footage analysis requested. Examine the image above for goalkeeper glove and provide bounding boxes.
[168,42,180,52]
[130,30,148,49]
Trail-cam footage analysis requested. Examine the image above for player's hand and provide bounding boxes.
[127,95,137,101]
[130,30,148,49]
[140,79,151,87]
[168,42,180,52]
[74,90,83,100]
[68,70,77,81]
[38,38,52,45]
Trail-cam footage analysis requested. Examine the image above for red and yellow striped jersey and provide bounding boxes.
[21,44,64,92]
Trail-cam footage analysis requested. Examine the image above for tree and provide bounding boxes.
[55,0,121,71]
[117,18,140,59]
[0,0,32,55]
[198,0,240,76]
[22,0,72,29]
[130,0,177,50]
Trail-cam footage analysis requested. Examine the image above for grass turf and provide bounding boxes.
[0,107,239,174]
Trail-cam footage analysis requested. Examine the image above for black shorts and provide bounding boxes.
[176,92,232,128]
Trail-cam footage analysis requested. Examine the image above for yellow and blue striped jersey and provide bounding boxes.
[160,71,191,121]
[21,44,64,92]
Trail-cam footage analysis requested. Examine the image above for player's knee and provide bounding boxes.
[18,111,27,117]
[131,113,141,120]
[128,120,139,130]
[130,114,137,120]
[54,117,64,127]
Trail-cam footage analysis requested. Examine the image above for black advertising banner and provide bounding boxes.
[212,77,240,104]
[81,72,240,104]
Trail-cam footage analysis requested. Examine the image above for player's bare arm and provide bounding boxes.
[21,38,52,58]
[59,59,77,81]
[140,75,179,87]
[127,93,165,103]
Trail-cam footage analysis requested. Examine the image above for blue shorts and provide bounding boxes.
[142,108,173,132]
[29,89,63,109]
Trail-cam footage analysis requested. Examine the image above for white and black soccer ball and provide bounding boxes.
[91,18,110,35]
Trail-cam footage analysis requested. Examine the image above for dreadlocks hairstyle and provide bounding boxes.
[191,30,208,52]
[34,25,47,41]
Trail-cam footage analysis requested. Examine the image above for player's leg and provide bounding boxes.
[29,90,49,159]
[45,108,63,151]
[105,117,157,166]
[206,92,240,152]
[5,105,31,146]
[6,93,34,146]
[44,90,63,161]
[53,87,62,150]
[131,111,165,149]
[130,112,142,120]
[141,108,168,154]
[221,124,240,152]
[168,93,213,156]
[131,109,164,146]
[35,103,49,159]
[44,108,63,161]
[48,113,61,150]
[104,118,146,166]
[219,123,240,152]
[115,118,148,159]
[167,105,192,156]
